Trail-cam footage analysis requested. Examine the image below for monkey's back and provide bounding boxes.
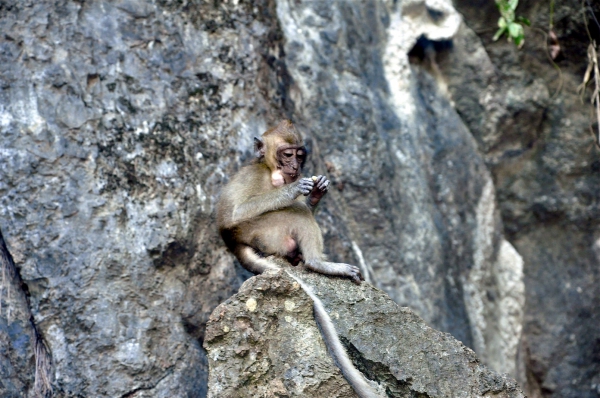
[216,163,272,230]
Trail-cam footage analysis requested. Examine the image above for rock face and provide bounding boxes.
[0,230,50,397]
[0,0,568,396]
[428,0,600,396]
[204,269,524,398]
[274,0,525,381]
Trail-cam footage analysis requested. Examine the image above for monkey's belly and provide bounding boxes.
[236,207,322,261]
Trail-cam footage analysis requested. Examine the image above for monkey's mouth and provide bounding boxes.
[284,172,298,180]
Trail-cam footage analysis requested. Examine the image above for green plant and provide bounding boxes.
[493,0,531,47]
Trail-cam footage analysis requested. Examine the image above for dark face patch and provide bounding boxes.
[277,144,306,183]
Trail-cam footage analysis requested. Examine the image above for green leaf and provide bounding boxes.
[516,16,531,26]
[508,22,523,38]
[493,27,507,41]
[498,1,511,15]
[514,34,524,47]
[508,0,518,11]
[498,16,507,29]
[507,9,515,22]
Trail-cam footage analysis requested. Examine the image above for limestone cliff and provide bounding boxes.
[2,0,592,396]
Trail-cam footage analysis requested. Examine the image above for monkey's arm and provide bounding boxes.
[307,175,330,210]
[228,178,314,226]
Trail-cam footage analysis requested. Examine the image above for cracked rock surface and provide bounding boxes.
[204,269,524,398]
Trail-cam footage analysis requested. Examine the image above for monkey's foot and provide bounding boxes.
[305,261,364,284]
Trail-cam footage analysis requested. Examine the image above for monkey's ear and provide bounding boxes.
[253,137,265,159]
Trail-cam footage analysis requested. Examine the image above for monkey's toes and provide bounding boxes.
[347,265,363,284]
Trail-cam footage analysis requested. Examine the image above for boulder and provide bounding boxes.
[205,269,524,398]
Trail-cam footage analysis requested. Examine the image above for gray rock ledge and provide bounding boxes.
[204,268,524,398]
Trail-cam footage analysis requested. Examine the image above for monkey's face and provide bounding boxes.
[276,145,306,184]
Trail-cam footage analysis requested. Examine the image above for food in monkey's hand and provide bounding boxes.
[312,176,318,182]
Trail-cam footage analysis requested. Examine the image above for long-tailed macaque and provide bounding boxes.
[217,119,363,283]
[217,120,383,398]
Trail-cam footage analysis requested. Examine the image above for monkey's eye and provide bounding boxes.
[296,150,305,157]
[283,151,294,157]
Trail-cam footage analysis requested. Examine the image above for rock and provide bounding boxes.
[431,0,600,396]
[204,269,524,398]
[0,230,38,397]
[0,0,527,396]
[278,0,525,381]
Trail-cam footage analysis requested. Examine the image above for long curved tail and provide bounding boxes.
[286,272,384,398]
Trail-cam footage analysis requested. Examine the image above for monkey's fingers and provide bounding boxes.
[317,179,330,191]
[298,177,315,195]
[311,175,329,191]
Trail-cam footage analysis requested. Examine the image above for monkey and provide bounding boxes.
[216,120,383,398]
[217,119,363,282]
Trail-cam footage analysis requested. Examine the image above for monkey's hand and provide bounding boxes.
[308,175,330,207]
[295,177,315,197]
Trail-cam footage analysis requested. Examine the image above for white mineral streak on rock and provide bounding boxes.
[115,339,146,370]
[467,178,525,377]
[381,0,460,323]
[384,0,461,117]
[351,241,374,284]
[401,0,462,42]
[466,179,495,361]
[491,239,524,377]
[0,105,13,127]
[12,85,47,135]
[46,324,68,381]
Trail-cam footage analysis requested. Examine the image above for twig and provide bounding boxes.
[585,0,600,32]
[591,44,600,148]
[581,0,600,148]
[530,27,563,98]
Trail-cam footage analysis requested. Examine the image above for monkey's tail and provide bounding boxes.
[285,272,385,398]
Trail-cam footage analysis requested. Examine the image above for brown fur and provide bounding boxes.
[216,120,361,280]
[217,162,323,269]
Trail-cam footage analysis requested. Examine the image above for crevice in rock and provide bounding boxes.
[0,228,53,397]
[340,336,431,398]
[408,35,454,62]
[119,366,174,398]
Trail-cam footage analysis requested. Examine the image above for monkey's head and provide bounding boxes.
[254,120,307,187]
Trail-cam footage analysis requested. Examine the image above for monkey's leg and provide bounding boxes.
[305,260,363,284]
[292,218,364,284]
[234,245,281,275]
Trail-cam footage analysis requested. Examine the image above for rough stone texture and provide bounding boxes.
[0,0,278,396]
[430,0,600,396]
[204,269,525,398]
[0,229,38,397]
[0,0,528,396]
[277,0,525,379]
